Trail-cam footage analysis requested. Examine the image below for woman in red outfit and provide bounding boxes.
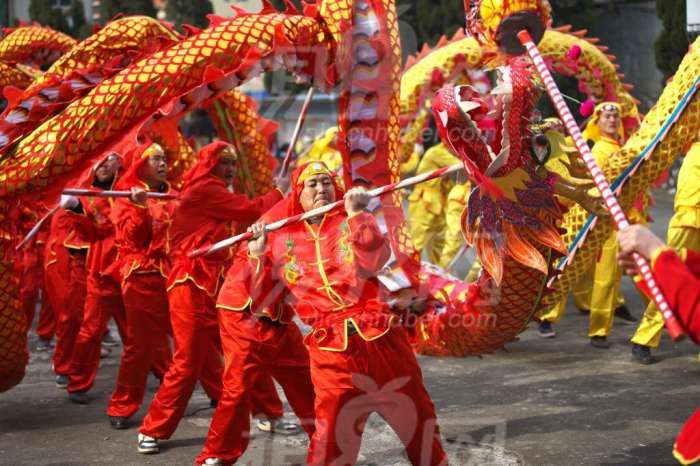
[67,153,172,406]
[136,141,292,454]
[106,143,176,424]
[198,162,447,466]
[44,205,87,388]
[618,225,700,465]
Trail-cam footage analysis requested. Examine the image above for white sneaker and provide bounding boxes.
[137,433,159,454]
[256,418,301,435]
[201,459,223,466]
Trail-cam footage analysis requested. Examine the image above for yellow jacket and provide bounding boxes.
[400,149,421,177]
[671,142,700,229]
[591,135,620,166]
[439,182,471,269]
[407,144,461,216]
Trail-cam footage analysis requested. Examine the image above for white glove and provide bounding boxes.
[59,194,79,210]
[414,143,425,157]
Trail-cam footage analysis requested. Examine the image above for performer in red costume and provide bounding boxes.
[16,205,55,350]
[194,165,317,466]
[44,202,88,389]
[617,225,700,465]
[66,153,153,405]
[137,141,294,454]
[198,162,447,466]
[105,143,176,425]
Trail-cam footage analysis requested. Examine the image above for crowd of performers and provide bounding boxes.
[11,100,700,464]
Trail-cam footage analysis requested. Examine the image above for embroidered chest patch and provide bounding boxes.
[337,221,354,264]
[283,237,301,285]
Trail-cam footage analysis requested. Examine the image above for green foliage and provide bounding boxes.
[68,0,86,38]
[29,0,71,34]
[165,0,213,30]
[654,0,688,80]
[99,0,156,22]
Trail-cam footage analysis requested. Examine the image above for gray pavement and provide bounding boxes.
[1,194,698,466]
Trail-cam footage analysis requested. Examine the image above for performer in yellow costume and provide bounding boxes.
[438,180,471,271]
[407,142,460,264]
[538,103,636,346]
[296,126,343,174]
[630,131,700,364]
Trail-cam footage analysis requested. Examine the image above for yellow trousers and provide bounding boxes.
[408,198,446,265]
[538,268,593,323]
[539,233,624,337]
[631,226,700,347]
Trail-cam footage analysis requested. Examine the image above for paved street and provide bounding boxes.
[1,194,698,466]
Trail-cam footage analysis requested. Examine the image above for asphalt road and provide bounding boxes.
[1,194,697,466]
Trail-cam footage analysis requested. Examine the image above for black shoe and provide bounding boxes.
[102,331,119,347]
[209,399,218,408]
[109,416,129,430]
[590,336,610,349]
[632,343,654,365]
[55,374,69,389]
[615,305,637,323]
[577,307,590,314]
[537,321,556,338]
[69,391,89,404]
[36,337,52,352]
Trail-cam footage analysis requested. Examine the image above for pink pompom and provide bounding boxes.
[567,45,582,60]
[580,99,595,117]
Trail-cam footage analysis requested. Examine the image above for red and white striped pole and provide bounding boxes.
[62,188,176,200]
[189,162,465,258]
[518,30,685,340]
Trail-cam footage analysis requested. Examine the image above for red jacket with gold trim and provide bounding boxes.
[166,175,282,297]
[110,184,177,282]
[217,210,393,351]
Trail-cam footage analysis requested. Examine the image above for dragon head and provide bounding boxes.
[432,56,566,286]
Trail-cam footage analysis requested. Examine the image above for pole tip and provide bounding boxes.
[517,29,533,44]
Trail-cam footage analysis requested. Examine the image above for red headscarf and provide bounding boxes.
[181,141,234,188]
[262,161,344,222]
[114,142,164,190]
[74,152,123,189]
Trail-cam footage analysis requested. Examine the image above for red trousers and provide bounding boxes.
[306,327,447,466]
[196,311,316,466]
[20,247,55,338]
[107,272,173,418]
[675,407,700,464]
[139,282,220,436]
[46,251,86,376]
[140,282,284,439]
[68,273,129,393]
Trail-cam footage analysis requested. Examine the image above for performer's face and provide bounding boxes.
[212,153,236,185]
[141,146,168,185]
[598,109,620,138]
[95,154,120,184]
[299,174,336,211]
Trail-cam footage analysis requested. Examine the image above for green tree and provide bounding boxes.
[165,0,213,30]
[29,0,71,35]
[654,0,688,80]
[100,0,156,22]
[68,0,87,38]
